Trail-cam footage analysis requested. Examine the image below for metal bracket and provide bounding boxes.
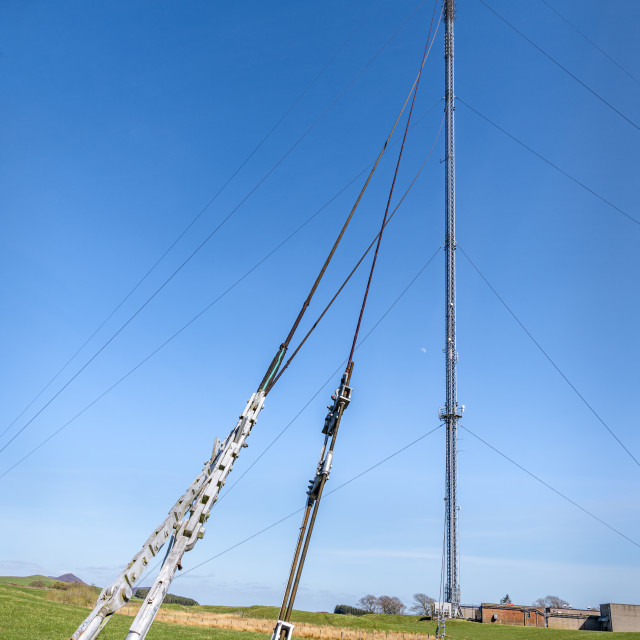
[438,404,464,420]
[322,374,352,435]
[306,450,333,503]
[271,620,295,640]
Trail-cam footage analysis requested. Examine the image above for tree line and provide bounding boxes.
[500,594,573,608]
[334,594,436,617]
[337,592,579,617]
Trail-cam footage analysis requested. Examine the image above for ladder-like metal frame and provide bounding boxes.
[71,392,266,640]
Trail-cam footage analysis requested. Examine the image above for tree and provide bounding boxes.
[358,594,380,614]
[533,595,570,609]
[500,594,512,604]
[411,593,435,616]
[377,595,406,615]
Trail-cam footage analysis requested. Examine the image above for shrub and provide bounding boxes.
[28,580,46,589]
[334,605,368,616]
[45,583,97,607]
[49,581,70,590]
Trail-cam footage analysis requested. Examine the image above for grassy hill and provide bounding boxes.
[1,582,639,640]
[0,575,55,587]
[0,583,265,640]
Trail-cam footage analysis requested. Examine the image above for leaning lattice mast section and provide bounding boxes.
[440,0,461,612]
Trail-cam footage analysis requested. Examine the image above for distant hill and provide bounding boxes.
[0,573,89,587]
[51,573,86,585]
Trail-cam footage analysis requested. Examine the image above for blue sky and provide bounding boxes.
[1,0,639,615]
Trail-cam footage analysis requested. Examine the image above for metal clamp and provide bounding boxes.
[322,374,352,435]
[306,451,333,503]
[271,620,295,640]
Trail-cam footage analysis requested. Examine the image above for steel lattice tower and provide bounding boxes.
[440,0,461,610]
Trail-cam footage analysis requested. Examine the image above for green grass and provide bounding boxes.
[1,582,639,640]
[194,606,640,639]
[0,584,268,640]
[430,622,640,640]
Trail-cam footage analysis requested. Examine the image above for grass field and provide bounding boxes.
[1,581,639,640]
[0,583,266,640]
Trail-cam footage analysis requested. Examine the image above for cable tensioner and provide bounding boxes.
[322,373,352,436]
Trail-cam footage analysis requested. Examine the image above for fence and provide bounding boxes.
[117,607,434,640]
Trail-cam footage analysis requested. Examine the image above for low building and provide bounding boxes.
[600,603,640,632]
[459,605,480,621]
[480,603,545,627]
[432,602,452,618]
[546,607,600,631]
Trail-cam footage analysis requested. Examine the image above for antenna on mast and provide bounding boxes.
[440,0,462,618]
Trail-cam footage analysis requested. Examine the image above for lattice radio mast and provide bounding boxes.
[440,0,462,612]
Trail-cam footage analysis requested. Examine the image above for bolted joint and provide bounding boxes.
[322,379,353,435]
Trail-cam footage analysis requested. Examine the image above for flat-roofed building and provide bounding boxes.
[459,605,480,621]
[546,607,600,630]
[600,603,640,632]
[480,603,545,627]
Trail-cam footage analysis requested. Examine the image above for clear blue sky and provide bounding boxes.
[1,0,639,614]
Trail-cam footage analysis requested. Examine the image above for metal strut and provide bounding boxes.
[270,365,353,640]
[71,392,265,640]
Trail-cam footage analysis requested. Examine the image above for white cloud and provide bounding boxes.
[0,559,48,575]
